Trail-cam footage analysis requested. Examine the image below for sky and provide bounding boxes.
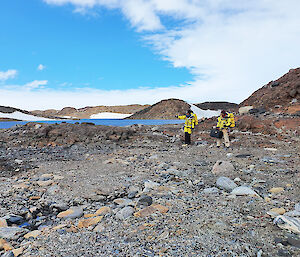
[1,0,300,110]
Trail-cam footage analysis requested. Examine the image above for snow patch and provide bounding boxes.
[0,111,54,121]
[189,104,221,119]
[90,112,133,119]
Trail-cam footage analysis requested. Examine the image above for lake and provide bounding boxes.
[0,119,185,129]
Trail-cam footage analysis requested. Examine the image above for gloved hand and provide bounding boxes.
[175,115,178,118]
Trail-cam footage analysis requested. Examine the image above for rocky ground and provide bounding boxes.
[0,121,299,257]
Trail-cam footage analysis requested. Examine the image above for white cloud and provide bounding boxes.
[37,64,46,71]
[23,80,48,90]
[31,0,300,108]
[0,69,18,81]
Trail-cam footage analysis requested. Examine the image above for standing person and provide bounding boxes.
[176,110,198,145]
[216,110,235,148]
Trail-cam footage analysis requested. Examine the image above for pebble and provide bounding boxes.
[57,207,84,219]
[24,230,41,239]
[115,206,134,220]
[231,186,258,196]
[216,177,238,192]
[95,206,111,216]
[37,180,54,187]
[78,216,103,228]
[212,160,235,174]
[137,195,153,207]
[203,187,220,194]
[269,187,284,194]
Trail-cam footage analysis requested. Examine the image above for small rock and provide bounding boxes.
[116,206,134,220]
[287,234,300,248]
[57,207,83,219]
[78,216,103,228]
[12,247,23,257]
[24,230,41,239]
[216,177,238,192]
[231,186,258,196]
[203,187,220,194]
[95,206,111,216]
[0,227,27,240]
[144,180,160,191]
[93,223,105,233]
[0,239,13,251]
[212,160,234,175]
[273,215,300,234]
[0,218,8,227]
[137,195,153,207]
[37,180,54,187]
[269,187,284,194]
[113,198,133,208]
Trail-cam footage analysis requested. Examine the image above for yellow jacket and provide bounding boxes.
[178,113,198,134]
[217,112,235,129]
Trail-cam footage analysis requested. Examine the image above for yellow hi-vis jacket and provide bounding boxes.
[216,112,235,129]
[178,113,198,134]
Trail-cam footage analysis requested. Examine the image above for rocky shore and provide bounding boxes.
[0,120,299,257]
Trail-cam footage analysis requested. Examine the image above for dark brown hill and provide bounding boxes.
[127,99,190,119]
[240,68,300,112]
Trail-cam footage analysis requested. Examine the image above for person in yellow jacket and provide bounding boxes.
[216,110,235,148]
[176,110,198,145]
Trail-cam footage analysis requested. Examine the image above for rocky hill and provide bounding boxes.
[32,105,150,119]
[0,106,62,121]
[240,68,300,114]
[195,101,238,111]
[127,99,191,119]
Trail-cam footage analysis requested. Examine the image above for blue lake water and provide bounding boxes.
[0,119,185,129]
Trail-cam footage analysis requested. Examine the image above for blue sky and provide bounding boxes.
[0,0,191,91]
[1,0,300,110]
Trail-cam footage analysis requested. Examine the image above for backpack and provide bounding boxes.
[228,113,235,128]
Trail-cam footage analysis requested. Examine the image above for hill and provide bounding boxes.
[127,99,191,119]
[240,68,300,113]
[32,104,150,119]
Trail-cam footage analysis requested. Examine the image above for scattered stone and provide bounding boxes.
[274,215,300,234]
[239,106,253,114]
[12,247,23,257]
[0,227,27,240]
[134,204,169,218]
[269,187,284,194]
[231,186,258,196]
[0,239,12,251]
[95,206,111,216]
[57,207,83,219]
[216,177,238,192]
[287,234,300,248]
[37,180,54,187]
[24,230,41,239]
[113,198,133,208]
[93,223,105,233]
[267,208,286,217]
[78,216,103,228]
[0,218,8,227]
[144,180,160,191]
[211,160,234,174]
[203,187,220,194]
[116,206,134,220]
[137,195,153,207]
[235,154,252,158]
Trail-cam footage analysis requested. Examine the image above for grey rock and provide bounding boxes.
[137,195,153,207]
[60,207,83,219]
[0,227,27,240]
[295,203,300,212]
[116,206,134,220]
[3,214,24,225]
[274,215,300,234]
[212,160,235,174]
[216,177,238,192]
[287,234,300,248]
[203,187,220,194]
[231,186,258,196]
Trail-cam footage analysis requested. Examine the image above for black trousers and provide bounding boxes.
[185,132,191,144]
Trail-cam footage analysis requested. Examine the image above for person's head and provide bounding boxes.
[221,110,227,117]
[186,109,192,117]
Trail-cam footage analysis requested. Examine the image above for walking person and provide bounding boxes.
[216,110,235,148]
[176,109,198,145]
